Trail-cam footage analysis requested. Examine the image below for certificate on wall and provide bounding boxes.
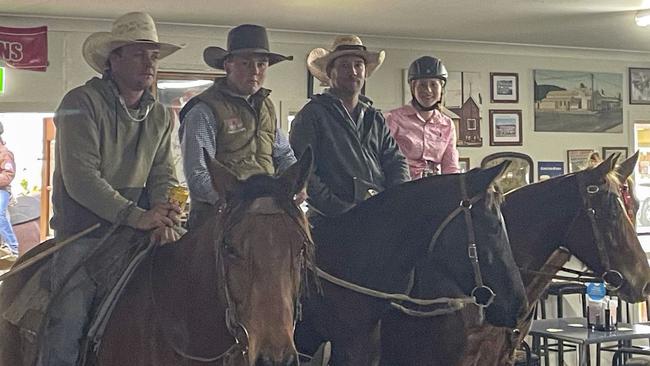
[537,161,564,181]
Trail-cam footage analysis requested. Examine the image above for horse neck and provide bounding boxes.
[503,177,581,287]
[316,178,453,292]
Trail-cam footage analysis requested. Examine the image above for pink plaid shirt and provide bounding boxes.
[384,104,460,179]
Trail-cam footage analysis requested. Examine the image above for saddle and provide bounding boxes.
[1,227,152,366]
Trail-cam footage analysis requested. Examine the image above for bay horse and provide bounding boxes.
[0,149,315,366]
[380,152,650,366]
[295,162,527,366]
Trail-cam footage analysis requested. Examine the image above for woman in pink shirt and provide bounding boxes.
[385,56,460,179]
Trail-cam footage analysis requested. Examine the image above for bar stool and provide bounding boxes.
[538,282,587,366]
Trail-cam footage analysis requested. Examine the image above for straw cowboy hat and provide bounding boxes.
[307,35,385,84]
[82,12,183,74]
[203,24,293,70]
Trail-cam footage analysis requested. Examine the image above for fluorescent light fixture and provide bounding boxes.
[157,80,212,90]
[636,9,650,27]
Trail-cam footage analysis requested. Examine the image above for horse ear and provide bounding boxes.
[202,148,240,200]
[615,150,639,181]
[280,146,313,196]
[592,152,618,177]
[475,160,512,190]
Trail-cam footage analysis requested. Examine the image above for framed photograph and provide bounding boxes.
[489,110,522,146]
[629,67,650,105]
[534,69,622,133]
[567,149,594,173]
[490,72,518,103]
[308,70,365,98]
[458,157,470,173]
[602,146,628,160]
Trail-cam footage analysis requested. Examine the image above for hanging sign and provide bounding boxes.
[0,26,48,71]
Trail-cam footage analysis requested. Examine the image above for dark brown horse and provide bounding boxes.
[295,162,527,366]
[0,150,315,366]
[381,153,650,366]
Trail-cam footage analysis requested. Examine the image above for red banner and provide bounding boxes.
[0,26,48,72]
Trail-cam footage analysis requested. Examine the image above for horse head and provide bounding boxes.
[416,161,526,328]
[566,151,650,302]
[205,148,314,366]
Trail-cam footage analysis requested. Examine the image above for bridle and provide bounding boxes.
[152,196,312,364]
[520,173,626,290]
[426,173,496,308]
[311,174,498,318]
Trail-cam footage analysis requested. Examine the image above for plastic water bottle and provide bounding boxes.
[586,282,606,329]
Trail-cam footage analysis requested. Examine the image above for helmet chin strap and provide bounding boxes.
[410,85,444,111]
[411,96,440,112]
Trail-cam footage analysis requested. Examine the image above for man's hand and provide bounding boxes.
[150,226,181,245]
[135,202,182,231]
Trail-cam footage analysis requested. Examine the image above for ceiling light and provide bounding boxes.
[635,9,650,27]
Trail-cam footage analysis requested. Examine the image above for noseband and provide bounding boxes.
[154,197,311,364]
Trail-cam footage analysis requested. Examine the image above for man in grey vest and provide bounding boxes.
[180,24,300,229]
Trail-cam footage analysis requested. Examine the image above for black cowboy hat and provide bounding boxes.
[203,24,293,70]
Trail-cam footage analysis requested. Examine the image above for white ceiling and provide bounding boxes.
[4,0,650,52]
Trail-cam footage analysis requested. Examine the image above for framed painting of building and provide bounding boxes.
[445,71,483,147]
[533,70,623,133]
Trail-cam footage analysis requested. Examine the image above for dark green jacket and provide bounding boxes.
[290,92,410,217]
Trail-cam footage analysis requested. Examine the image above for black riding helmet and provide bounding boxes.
[408,56,448,111]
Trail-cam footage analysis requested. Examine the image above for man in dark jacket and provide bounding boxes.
[290,35,409,220]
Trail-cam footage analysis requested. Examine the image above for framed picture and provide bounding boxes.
[567,149,594,173]
[629,67,650,105]
[489,110,522,146]
[602,146,629,160]
[490,72,518,103]
[308,70,365,98]
[537,161,564,181]
[446,71,483,147]
[459,157,470,173]
[534,70,622,133]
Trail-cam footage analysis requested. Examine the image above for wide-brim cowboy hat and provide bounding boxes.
[307,35,385,84]
[203,24,293,70]
[82,12,183,74]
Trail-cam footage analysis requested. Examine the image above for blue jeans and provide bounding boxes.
[38,237,99,366]
[0,190,18,253]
